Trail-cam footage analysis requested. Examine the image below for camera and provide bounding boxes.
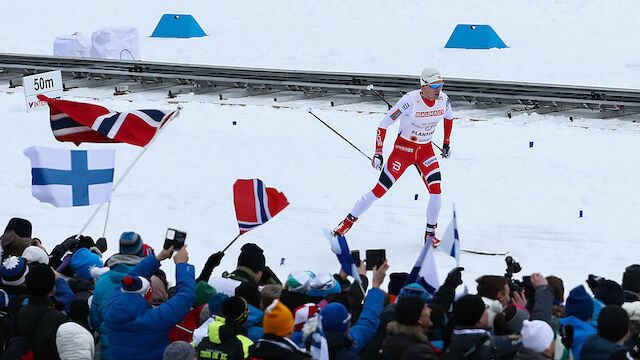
[504,256,523,295]
[164,228,187,251]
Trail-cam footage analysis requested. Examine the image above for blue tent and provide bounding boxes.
[444,24,507,49]
[151,14,206,38]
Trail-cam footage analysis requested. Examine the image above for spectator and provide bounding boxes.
[21,245,49,265]
[16,263,69,359]
[163,341,196,360]
[623,265,640,299]
[1,230,32,260]
[250,299,308,360]
[559,285,597,360]
[1,256,30,302]
[194,296,254,360]
[236,281,265,341]
[546,275,565,319]
[595,280,624,307]
[281,271,324,311]
[581,305,630,360]
[70,247,103,280]
[4,217,32,238]
[382,295,439,359]
[476,275,510,330]
[56,321,95,360]
[104,245,195,360]
[514,320,555,359]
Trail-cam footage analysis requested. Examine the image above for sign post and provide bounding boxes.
[23,70,63,112]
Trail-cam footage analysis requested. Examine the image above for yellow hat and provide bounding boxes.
[263,299,294,337]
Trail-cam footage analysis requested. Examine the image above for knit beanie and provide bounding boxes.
[119,231,144,256]
[208,293,229,316]
[194,281,217,308]
[263,299,294,336]
[397,283,432,304]
[521,320,554,353]
[221,296,249,324]
[388,272,409,296]
[294,303,319,331]
[595,280,624,306]
[71,248,103,280]
[121,275,152,300]
[235,281,261,308]
[56,321,94,360]
[237,243,265,273]
[4,218,32,238]
[1,256,29,286]
[287,270,315,294]
[395,295,426,326]
[623,265,640,293]
[453,294,486,327]
[321,302,351,333]
[506,305,530,333]
[162,340,195,360]
[26,263,55,297]
[598,305,629,342]
[565,285,594,321]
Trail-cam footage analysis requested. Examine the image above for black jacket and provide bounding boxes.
[444,329,521,360]
[249,333,310,360]
[15,296,68,360]
[325,331,360,360]
[382,321,439,360]
[195,315,254,360]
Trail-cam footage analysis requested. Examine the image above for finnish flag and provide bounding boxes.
[404,240,440,295]
[439,206,461,266]
[24,146,115,207]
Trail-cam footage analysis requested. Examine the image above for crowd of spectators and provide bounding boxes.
[0,216,639,360]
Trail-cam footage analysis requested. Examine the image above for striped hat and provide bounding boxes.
[1,256,29,286]
[286,271,315,294]
[119,232,144,256]
[294,303,320,331]
[121,275,152,301]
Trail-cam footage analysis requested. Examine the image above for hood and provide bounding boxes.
[248,304,264,327]
[211,315,248,343]
[386,320,429,342]
[105,291,149,323]
[105,253,142,268]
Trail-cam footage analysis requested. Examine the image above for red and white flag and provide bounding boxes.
[233,179,289,234]
[39,95,176,147]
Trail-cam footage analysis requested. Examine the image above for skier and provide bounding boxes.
[332,67,454,246]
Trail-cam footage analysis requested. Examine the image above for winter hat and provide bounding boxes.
[388,272,409,296]
[149,275,168,306]
[321,302,351,333]
[235,281,261,308]
[420,67,442,86]
[453,295,486,327]
[595,279,624,306]
[71,248,104,280]
[0,231,32,259]
[21,246,49,265]
[4,218,32,238]
[26,263,55,297]
[395,295,427,326]
[237,243,265,273]
[263,299,294,336]
[208,292,229,316]
[598,305,629,342]
[90,266,110,280]
[194,281,216,308]
[625,290,640,303]
[1,256,29,286]
[622,301,640,323]
[55,321,94,360]
[311,271,339,292]
[294,303,320,331]
[121,275,152,301]
[565,285,594,321]
[398,283,432,304]
[287,270,315,294]
[142,244,154,257]
[221,296,249,324]
[162,340,195,360]
[521,320,554,353]
[505,305,530,333]
[119,231,144,256]
[623,265,640,293]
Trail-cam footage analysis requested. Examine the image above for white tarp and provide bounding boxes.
[53,32,90,58]
[90,27,140,60]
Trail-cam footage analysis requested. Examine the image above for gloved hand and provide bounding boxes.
[372,154,384,170]
[95,237,108,253]
[441,143,451,158]
[205,251,225,269]
[444,266,464,287]
[587,274,604,293]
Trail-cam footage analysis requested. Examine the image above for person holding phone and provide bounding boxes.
[332,67,454,246]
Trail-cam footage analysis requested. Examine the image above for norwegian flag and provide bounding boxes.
[38,95,176,147]
[233,179,289,234]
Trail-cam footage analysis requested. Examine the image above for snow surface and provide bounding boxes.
[2,1,640,293]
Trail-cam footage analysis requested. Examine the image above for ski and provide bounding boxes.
[461,249,510,256]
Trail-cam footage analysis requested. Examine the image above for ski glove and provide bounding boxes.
[441,143,451,158]
[372,154,384,170]
[444,266,464,287]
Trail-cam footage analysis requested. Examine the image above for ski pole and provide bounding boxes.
[366,84,392,110]
[307,108,372,161]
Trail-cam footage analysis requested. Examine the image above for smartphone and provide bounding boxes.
[351,250,361,267]
[365,249,386,271]
[164,228,187,250]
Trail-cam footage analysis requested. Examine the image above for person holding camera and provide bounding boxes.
[331,67,454,246]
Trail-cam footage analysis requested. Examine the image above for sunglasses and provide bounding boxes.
[426,83,443,89]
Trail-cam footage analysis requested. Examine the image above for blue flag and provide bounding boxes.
[326,232,361,284]
[404,240,440,295]
[439,206,461,266]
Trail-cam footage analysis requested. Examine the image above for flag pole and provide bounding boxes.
[101,201,112,237]
[75,106,183,239]
[221,233,242,253]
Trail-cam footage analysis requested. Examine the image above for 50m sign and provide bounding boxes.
[23,70,63,113]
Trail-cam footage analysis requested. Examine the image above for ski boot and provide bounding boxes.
[332,214,358,237]
[424,223,439,248]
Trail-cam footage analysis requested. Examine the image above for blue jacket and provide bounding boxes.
[247,304,265,342]
[348,287,385,354]
[559,315,597,360]
[54,277,75,310]
[104,256,196,360]
[580,334,627,360]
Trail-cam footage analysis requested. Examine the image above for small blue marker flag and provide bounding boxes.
[326,231,361,284]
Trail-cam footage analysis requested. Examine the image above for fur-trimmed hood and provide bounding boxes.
[386,320,428,342]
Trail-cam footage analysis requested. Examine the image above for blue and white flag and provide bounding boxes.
[439,207,461,266]
[404,240,440,295]
[327,232,361,284]
[24,146,115,207]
